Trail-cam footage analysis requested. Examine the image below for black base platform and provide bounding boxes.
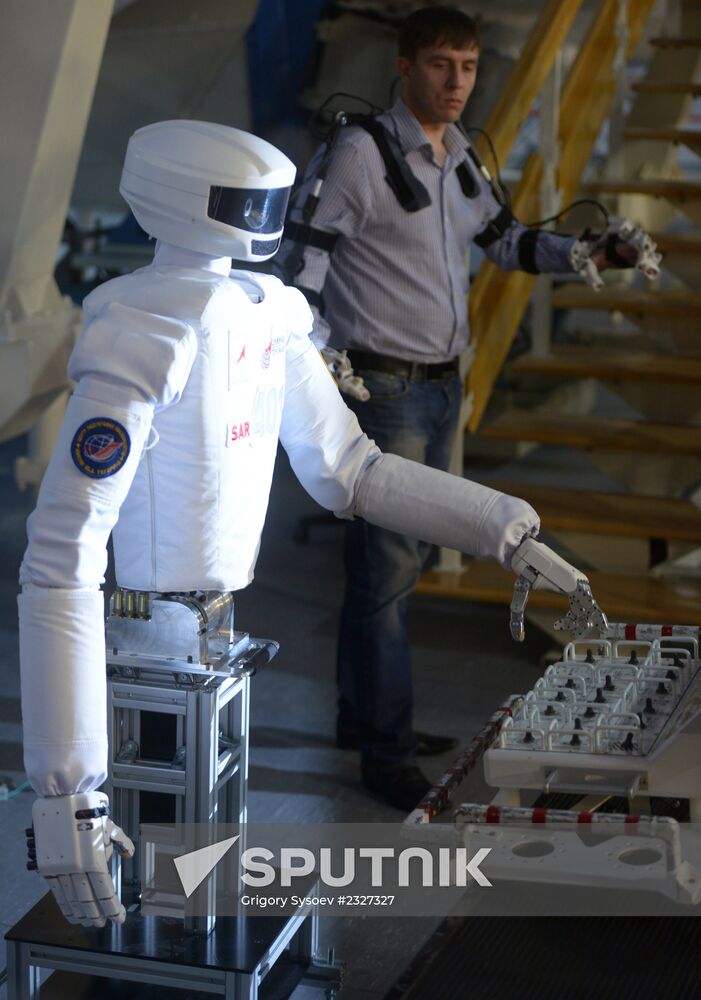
[5,893,341,1000]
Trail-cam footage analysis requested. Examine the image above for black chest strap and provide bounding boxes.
[356,118,431,213]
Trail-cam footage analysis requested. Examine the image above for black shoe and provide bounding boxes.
[361,764,432,812]
[337,725,458,756]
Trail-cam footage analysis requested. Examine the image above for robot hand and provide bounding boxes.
[28,791,134,928]
[569,216,662,290]
[509,536,608,642]
[320,347,370,401]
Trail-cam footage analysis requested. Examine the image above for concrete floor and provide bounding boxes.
[0,432,557,999]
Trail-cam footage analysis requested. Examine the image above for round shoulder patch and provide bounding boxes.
[71,417,131,478]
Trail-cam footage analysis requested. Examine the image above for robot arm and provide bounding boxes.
[282,337,610,643]
[281,340,540,562]
[19,302,196,925]
[510,535,609,641]
[20,303,196,793]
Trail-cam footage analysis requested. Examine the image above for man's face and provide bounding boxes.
[398,41,479,126]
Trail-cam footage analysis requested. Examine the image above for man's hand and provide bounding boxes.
[28,791,134,928]
[510,536,608,642]
[569,216,662,290]
[590,239,638,271]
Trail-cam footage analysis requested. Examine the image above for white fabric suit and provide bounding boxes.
[19,242,538,797]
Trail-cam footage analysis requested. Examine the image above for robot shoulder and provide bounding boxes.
[284,285,314,335]
[69,300,198,409]
[226,272,313,337]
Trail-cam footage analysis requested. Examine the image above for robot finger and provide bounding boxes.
[46,876,79,922]
[69,872,106,928]
[70,872,101,927]
[70,872,103,923]
[57,873,86,925]
[87,870,127,923]
[510,576,531,641]
[108,821,135,858]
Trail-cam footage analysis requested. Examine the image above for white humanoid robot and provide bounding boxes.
[18,119,607,929]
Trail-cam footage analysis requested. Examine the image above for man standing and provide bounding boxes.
[276,6,624,810]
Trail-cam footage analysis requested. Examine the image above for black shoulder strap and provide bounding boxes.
[356,118,431,213]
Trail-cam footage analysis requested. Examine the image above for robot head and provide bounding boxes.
[119,120,296,261]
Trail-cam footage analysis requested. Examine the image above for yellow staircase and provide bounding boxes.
[416,0,701,629]
[622,127,701,154]
[631,80,701,95]
[550,284,701,317]
[418,563,701,625]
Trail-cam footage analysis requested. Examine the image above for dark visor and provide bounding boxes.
[207,186,290,234]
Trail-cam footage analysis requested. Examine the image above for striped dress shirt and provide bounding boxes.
[276,97,575,364]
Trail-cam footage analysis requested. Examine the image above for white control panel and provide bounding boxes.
[484,627,701,799]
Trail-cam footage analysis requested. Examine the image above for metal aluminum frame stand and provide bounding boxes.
[106,667,248,933]
[105,589,255,935]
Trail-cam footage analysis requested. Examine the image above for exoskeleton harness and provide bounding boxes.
[283,109,661,324]
[282,113,548,314]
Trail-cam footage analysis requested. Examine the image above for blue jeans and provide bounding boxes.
[337,369,463,769]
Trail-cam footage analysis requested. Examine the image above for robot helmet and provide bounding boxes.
[119,120,295,261]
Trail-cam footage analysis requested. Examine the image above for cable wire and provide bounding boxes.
[0,777,30,800]
[310,91,383,140]
[462,125,511,207]
[461,126,610,227]
[526,198,610,228]
[7,780,30,798]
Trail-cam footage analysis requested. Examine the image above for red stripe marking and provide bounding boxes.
[625,624,636,640]
[532,808,547,823]
[577,812,593,824]
[486,805,501,824]
[662,625,673,636]
[625,815,640,824]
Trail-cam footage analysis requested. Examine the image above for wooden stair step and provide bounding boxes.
[480,481,701,542]
[551,284,701,316]
[415,560,701,626]
[479,409,701,455]
[623,126,701,152]
[653,231,701,255]
[507,344,701,385]
[587,178,701,201]
[649,37,701,48]
[631,81,701,96]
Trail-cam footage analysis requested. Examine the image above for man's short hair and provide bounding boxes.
[398,6,480,60]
